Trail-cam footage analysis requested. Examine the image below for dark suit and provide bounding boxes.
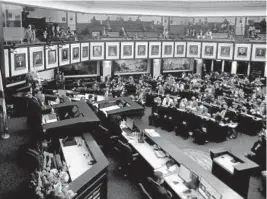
[27,97,43,141]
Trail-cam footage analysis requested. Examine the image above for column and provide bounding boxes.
[211,60,214,71]
[265,62,267,77]
[222,60,225,72]
[153,59,161,79]
[247,62,251,76]
[196,59,203,77]
[102,61,112,81]
[231,61,237,74]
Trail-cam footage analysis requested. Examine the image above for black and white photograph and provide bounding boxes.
[217,43,234,60]
[251,43,266,62]
[90,42,104,60]
[149,41,161,58]
[48,50,56,64]
[187,42,201,58]
[33,51,43,67]
[162,42,174,58]
[1,2,267,199]
[234,43,251,61]
[81,42,90,61]
[106,42,119,60]
[202,42,217,59]
[14,53,26,70]
[174,42,186,57]
[135,42,148,59]
[121,42,134,59]
[29,46,45,71]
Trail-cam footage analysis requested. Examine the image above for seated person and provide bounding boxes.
[62,106,82,119]
[193,124,208,145]
[162,94,173,107]
[145,171,172,199]
[179,98,187,109]
[245,133,266,169]
[176,120,189,139]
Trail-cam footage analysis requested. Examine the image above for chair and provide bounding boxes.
[112,139,139,177]
[138,183,153,199]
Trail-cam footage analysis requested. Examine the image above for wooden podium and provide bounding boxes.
[210,148,259,199]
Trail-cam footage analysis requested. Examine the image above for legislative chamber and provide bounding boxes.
[0,1,266,199]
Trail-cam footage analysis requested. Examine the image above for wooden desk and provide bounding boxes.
[122,131,170,169]
[213,154,240,174]
[100,105,121,117]
[60,137,94,181]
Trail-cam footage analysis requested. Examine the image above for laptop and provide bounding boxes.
[122,117,134,134]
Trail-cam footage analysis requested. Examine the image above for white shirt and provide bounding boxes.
[162,97,173,107]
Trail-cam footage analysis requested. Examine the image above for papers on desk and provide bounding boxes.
[214,154,240,174]
[145,129,161,137]
[100,105,120,117]
[60,137,93,181]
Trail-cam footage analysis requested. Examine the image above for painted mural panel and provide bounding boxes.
[113,60,148,74]
[162,58,191,72]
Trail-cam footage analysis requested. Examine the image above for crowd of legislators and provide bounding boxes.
[25,69,266,170]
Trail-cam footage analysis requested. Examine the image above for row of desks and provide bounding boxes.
[120,123,244,199]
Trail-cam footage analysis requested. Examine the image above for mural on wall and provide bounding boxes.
[113,60,148,74]
[169,17,235,39]
[59,61,98,76]
[76,14,163,40]
[163,58,191,71]
[247,16,266,39]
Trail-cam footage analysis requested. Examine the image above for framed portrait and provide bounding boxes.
[81,42,89,62]
[174,42,186,57]
[149,42,161,58]
[187,42,201,58]
[59,44,70,66]
[10,47,28,77]
[135,42,148,59]
[121,42,134,59]
[201,42,217,59]
[234,43,251,61]
[251,44,266,62]
[45,45,58,69]
[4,49,10,78]
[90,42,104,60]
[29,46,44,72]
[106,42,119,60]
[162,42,174,58]
[71,43,80,64]
[217,43,234,60]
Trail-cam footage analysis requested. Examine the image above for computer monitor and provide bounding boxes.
[126,117,134,130]
[198,176,222,199]
[178,164,192,183]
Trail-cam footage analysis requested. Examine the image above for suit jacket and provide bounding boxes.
[27,97,42,127]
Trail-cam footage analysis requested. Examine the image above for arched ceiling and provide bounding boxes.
[2,0,266,17]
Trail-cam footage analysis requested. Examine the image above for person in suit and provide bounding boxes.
[145,171,172,199]
[149,99,161,127]
[162,94,173,107]
[27,89,44,142]
[176,120,190,139]
[245,133,266,169]
[193,124,209,144]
